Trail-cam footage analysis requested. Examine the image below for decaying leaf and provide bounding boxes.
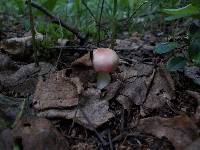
[0,117,69,150]
[0,62,54,96]
[36,88,114,129]
[116,64,154,108]
[136,115,198,150]
[144,67,175,109]
[33,69,83,110]
[184,66,200,86]
[0,32,43,55]
[71,52,92,67]
[0,54,18,71]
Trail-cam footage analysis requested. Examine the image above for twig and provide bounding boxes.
[108,129,114,150]
[28,0,39,67]
[55,19,64,70]
[79,107,107,148]
[26,1,87,44]
[98,0,105,46]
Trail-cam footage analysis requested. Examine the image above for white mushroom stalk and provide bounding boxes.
[92,48,119,89]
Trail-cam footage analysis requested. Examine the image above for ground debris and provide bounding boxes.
[0,62,54,96]
[33,70,114,129]
[0,117,69,150]
[136,115,198,150]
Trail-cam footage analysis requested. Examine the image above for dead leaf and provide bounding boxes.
[36,88,114,129]
[116,64,154,108]
[0,117,69,150]
[144,67,175,109]
[0,54,18,71]
[137,115,198,150]
[0,62,54,96]
[185,138,200,150]
[184,66,200,86]
[71,53,92,67]
[1,32,43,55]
[33,69,83,110]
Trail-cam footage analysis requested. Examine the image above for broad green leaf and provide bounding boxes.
[163,4,200,16]
[166,56,187,72]
[154,42,179,54]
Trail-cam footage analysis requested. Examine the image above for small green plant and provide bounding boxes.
[154,0,200,72]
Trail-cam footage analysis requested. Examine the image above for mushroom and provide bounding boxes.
[92,48,119,89]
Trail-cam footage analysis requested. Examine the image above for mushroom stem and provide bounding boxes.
[96,72,111,89]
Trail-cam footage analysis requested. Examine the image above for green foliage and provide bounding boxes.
[155,42,179,54]
[166,56,187,72]
[156,1,200,72]
[188,34,200,64]
[163,4,200,16]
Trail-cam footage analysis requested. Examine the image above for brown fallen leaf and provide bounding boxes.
[0,54,18,71]
[36,88,114,129]
[116,64,154,108]
[0,62,54,96]
[144,67,175,109]
[185,138,200,150]
[0,117,69,150]
[33,69,83,110]
[0,32,43,55]
[71,52,92,67]
[136,115,198,150]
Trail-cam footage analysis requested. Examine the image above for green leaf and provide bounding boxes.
[166,56,187,72]
[154,42,179,54]
[163,4,200,16]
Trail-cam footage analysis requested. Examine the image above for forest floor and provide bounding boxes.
[0,13,200,150]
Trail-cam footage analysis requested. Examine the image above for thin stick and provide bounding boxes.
[108,129,114,150]
[79,108,107,148]
[98,0,105,46]
[28,0,39,67]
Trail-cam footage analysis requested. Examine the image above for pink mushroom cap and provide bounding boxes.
[92,48,119,72]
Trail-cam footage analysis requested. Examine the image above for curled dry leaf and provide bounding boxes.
[71,52,92,67]
[136,115,198,150]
